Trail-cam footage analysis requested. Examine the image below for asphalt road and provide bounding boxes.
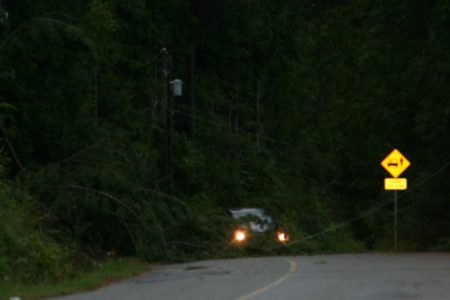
[51,253,450,300]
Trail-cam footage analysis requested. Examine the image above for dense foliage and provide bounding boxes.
[0,0,449,282]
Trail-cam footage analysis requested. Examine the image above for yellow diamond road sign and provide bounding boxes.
[381,149,411,178]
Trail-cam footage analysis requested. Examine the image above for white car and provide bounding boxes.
[227,208,289,245]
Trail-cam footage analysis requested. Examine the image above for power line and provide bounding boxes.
[398,159,450,198]
[131,149,450,251]
[279,157,450,248]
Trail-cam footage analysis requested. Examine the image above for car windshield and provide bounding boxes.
[228,208,274,224]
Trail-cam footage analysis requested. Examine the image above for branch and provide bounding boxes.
[0,18,67,52]
[170,241,207,249]
[54,143,102,165]
[119,219,137,248]
[57,184,140,220]
[0,17,99,121]
[136,187,190,217]
[0,122,24,170]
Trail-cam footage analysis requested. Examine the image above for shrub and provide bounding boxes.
[0,179,79,283]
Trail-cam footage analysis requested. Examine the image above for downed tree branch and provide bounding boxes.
[54,143,102,165]
[170,241,207,249]
[0,122,24,170]
[136,187,190,218]
[57,184,140,220]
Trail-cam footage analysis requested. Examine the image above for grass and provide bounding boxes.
[0,258,152,300]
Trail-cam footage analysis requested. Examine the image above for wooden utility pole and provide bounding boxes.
[256,80,261,149]
[188,47,196,144]
[161,48,173,196]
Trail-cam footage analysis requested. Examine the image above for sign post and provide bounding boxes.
[394,190,397,251]
[381,149,411,251]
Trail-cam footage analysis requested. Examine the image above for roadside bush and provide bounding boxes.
[432,238,450,252]
[0,178,78,283]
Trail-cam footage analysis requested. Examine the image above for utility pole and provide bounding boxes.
[0,0,9,35]
[0,0,6,19]
[188,47,196,144]
[256,80,261,149]
[160,47,172,196]
[159,47,183,197]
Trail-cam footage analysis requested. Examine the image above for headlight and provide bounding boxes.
[277,232,289,243]
[234,230,247,242]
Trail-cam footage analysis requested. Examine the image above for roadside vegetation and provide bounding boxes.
[0,258,151,300]
[0,0,449,297]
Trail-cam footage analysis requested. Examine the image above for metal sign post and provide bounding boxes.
[394,190,398,251]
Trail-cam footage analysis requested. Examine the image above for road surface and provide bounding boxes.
[51,253,450,300]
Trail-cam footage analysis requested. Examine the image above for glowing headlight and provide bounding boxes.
[277,232,289,243]
[234,230,247,242]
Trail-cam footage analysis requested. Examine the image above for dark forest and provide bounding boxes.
[1,0,449,283]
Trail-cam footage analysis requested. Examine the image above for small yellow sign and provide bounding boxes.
[384,178,407,190]
[381,149,411,178]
